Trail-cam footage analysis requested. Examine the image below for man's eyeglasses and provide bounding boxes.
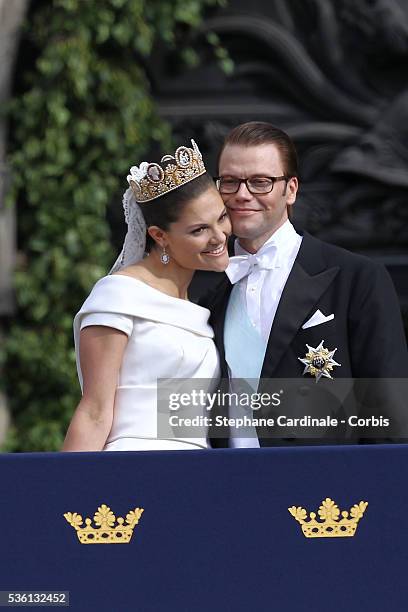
[215,176,288,195]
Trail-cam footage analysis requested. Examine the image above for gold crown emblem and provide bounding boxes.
[128,139,206,203]
[288,498,368,538]
[64,503,144,544]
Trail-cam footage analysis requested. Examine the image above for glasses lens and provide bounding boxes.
[218,179,240,194]
[247,178,274,193]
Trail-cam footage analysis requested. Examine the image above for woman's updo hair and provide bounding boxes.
[138,171,216,253]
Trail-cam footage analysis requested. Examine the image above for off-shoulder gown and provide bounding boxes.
[73,275,220,451]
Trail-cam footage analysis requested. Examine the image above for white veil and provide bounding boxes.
[109,186,147,274]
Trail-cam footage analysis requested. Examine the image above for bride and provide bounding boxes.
[62,140,230,451]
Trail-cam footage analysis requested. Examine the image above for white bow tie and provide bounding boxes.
[226,245,279,284]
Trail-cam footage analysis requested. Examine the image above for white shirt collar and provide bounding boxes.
[234,219,299,264]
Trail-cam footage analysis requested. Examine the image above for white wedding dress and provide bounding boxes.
[73,275,220,451]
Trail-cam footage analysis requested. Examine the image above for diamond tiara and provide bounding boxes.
[127,139,207,203]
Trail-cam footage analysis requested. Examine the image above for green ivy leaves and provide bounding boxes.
[2,0,225,451]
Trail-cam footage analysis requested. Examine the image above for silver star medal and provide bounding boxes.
[298,340,341,382]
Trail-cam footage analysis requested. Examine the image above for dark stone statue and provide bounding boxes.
[139,0,408,323]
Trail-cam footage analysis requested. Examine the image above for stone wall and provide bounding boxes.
[0,0,28,316]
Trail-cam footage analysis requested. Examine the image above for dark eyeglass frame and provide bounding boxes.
[214,175,288,194]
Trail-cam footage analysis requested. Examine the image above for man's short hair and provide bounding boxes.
[219,121,299,178]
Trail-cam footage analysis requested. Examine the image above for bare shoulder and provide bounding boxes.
[112,263,146,280]
[111,264,168,294]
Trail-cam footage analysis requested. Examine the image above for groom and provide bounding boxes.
[193,121,408,447]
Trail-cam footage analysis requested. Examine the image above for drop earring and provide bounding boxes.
[161,246,170,265]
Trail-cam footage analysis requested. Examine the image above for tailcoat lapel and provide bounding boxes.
[211,276,232,378]
[260,233,339,378]
[210,235,235,376]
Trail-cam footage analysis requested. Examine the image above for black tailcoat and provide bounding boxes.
[191,233,408,446]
